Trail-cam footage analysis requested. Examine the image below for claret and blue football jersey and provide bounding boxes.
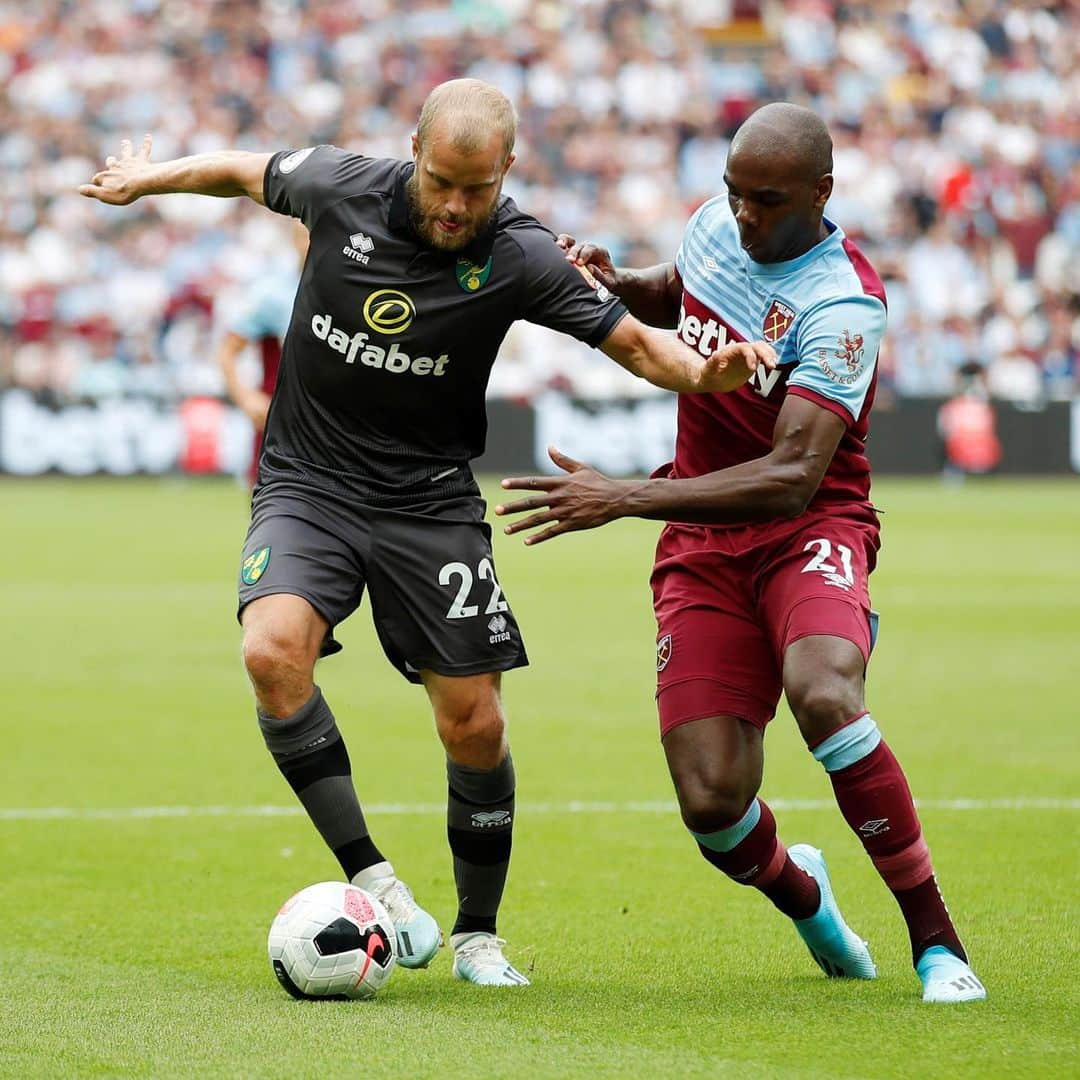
[669,198,887,512]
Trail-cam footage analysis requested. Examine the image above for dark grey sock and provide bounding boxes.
[446,753,515,936]
[258,686,384,879]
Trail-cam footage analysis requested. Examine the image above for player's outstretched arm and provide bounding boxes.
[78,135,271,206]
[600,314,776,395]
[556,233,681,328]
[496,396,846,544]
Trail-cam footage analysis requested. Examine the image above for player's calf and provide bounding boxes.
[810,711,982,997]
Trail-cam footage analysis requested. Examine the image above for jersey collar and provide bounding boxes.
[743,218,844,277]
[390,162,499,263]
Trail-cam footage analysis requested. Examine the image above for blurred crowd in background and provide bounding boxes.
[1,0,1077,408]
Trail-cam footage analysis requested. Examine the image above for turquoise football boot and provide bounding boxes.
[788,844,877,979]
[917,946,987,1003]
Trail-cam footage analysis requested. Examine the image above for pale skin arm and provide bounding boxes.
[599,313,776,395]
[78,135,270,206]
[216,331,271,431]
[496,395,847,544]
[559,232,771,393]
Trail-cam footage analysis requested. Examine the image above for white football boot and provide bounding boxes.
[450,932,530,986]
[352,861,442,969]
[916,946,987,1003]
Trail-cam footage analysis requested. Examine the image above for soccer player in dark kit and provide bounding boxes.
[499,103,986,1003]
[79,79,775,986]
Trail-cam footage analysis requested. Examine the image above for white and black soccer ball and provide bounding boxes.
[268,881,397,1000]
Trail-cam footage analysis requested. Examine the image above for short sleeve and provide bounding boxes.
[787,295,887,424]
[263,145,374,229]
[674,200,714,280]
[514,224,628,347]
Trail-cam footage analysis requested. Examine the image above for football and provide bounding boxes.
[268,881,397,1000]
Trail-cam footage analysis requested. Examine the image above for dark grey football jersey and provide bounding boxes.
[258,146,628,505]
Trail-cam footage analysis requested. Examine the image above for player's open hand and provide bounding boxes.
[78,135,155,205]
[698,340,777,393]
[496,447,629,545]
[556,233,618,292]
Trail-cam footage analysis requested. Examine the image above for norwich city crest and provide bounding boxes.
[242,546,270,585]
[455,256,493,292]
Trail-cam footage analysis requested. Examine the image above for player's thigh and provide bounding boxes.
[757,517,879,667]
[366,503,528,685]
[652,550,782,736]
[237,489,366,657]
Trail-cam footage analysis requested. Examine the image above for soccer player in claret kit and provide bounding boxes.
[216,221,309,485]
[79,79,774,987]
[500,103,986,1003]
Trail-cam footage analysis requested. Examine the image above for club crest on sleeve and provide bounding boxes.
[656,633,673,672]
[816,327,866,386]
[279,147,315,174]
[836,329,865,372]
[456,256,492,292]
[242,546,271,585]
[763,299,796,343]
[572,261,612,302]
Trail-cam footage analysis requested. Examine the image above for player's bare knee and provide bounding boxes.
[675,770,758,834]
[788,677,862,744]
[438,704,505,763]
[242,628,312,696]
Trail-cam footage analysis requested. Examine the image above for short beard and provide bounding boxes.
[405,173,499,252]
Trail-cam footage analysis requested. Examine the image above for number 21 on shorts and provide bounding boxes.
[801,537,856,591]
[438,557,508,619]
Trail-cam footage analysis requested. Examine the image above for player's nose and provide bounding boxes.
[735,203,758,230]
[445,189,467,216]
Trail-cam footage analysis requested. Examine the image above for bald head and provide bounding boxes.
[730,102,833,183]
[723,103,835,263]
[416,78,518,160]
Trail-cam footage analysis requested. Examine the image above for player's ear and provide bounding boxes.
[814,174,833,210]
[502,152,516,177]
[411,132,420,160]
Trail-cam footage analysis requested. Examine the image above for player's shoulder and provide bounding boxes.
[678,197,741,283]
[801,225,887,311]
[497,195,556,248]
[270,145,407,194]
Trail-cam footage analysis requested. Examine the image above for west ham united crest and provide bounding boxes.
[763,299,796,343]
[656,633,673,672]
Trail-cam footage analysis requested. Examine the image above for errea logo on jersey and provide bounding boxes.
[311,313,449,376]
[343,232,374,264]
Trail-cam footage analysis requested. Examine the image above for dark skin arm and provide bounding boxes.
[556,234,681,329]
[496,395,846,544]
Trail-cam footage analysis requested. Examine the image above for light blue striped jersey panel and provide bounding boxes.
[675,199,887,422]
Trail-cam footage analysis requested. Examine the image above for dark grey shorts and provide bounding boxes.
[237,484,528,684]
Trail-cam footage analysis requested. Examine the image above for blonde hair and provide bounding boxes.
[416,78,517,159]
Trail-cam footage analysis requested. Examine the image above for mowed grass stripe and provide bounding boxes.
[1,797,1078,820]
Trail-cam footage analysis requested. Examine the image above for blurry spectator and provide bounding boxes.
[0,0,1076,404]
[937,361,1003,479]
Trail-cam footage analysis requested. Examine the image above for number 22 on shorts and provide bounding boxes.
[438,557,508,619]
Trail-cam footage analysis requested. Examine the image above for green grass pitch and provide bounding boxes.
[2,476,1077,1078]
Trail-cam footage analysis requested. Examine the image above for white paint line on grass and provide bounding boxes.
[0,797,1076,822]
